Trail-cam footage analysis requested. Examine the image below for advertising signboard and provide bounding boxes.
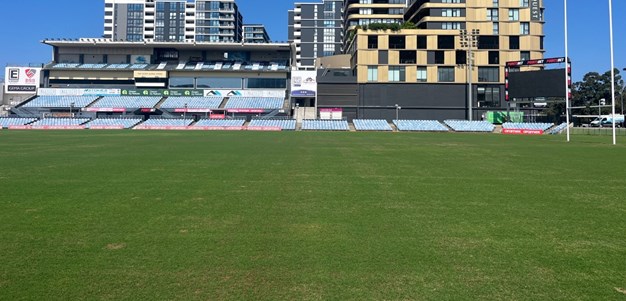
[120,89,204,97]
[290,71,317,97]
[5,67,41,94]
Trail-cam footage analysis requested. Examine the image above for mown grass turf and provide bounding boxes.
[0,130,625,300]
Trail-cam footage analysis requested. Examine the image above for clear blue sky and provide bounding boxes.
[0,0,624,80]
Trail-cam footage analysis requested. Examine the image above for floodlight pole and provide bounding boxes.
[184,103,188,121]
[608,0,616,145]
[395,104,400,121]
[564,0,570,141]
[460,29,478,121]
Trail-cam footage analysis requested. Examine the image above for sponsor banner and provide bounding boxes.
[319,108,343,120]
[203,89,285,98]
[88,126,125,130]
[121,89,204,97]
[502,129,544,135]
[84,108,127,112]
[134,70,167,78]
[290,70,317,97]
[8,125,33,130]
[174,108,213,113]
[38,88,121,96]
[226,109,265,113]
[5,67,41,94]
[210,114,226,119]
[202,126,244,131]
[134,126,244,131]
[30,125,86,130]
[134,126,191,130]
[530,0,541,21]
[246,126,282,132]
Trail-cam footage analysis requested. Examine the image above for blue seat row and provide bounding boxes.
[0,117,37,127]
[393,120,449,132]
[92,96,162,108]
[353,119,392,131]
[24,96,98,108]
[85,118,142,129]
[141,118,193,127]
[160,97,223,109]
[225,97,283,109]
[31,118,90,126]
[302,120,349,131]
[444,120,495,132]
[248,119,296,130]
[546,123,569,135]
[194,119,245,127]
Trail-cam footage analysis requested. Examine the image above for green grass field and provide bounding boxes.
[1,130,625,300]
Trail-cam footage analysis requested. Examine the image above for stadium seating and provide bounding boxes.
[0,117,37,128]
[248,119,296,130]
[23,96,98,108]
[159,97,223,109]
[51,63,80,68]
[302,120,349,131]
[194,119,245,127]
[444,120,495,132]
[353,119,393,131]
[502,122,553,131]
[393,120,449,132]
[141,118,193,127]
[91,96,162,108]
[30,118,90,127]
[224,97,283,109]
[546,123,569,135]
[84,118,142,129]
[78,64,107,69]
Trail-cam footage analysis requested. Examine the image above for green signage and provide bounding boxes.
[485,111,524,124]
[120,89,204,97]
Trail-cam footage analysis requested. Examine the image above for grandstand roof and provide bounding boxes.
[41,39,291,51]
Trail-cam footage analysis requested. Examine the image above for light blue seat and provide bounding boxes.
[248,119,296,130]
[546,123,568,135]
[444,120,495,132]
[160,97,223,109]
[141,118,193,127]
[502,122,553,131]
[31,118,90,127]
[353,119,392,131]
[0,117,37,127]
[91,96,161,108]
[24,96,98,108]
[393,120,449,132]
[302,120,349,131]
[85,118,142,129]
[225,97,283,109]
[194,119,245,127]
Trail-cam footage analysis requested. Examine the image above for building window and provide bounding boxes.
[438,35,455,49]
[520,51,531,61]
[509,9,519,21]
[477,86,501,107]
[417,67,427,82]
[416,36,427,49]
[520,22,530,35]
[509,36,520,49]
[399,51,416,64]
[493,22,499,34]
[487,9,499,21]
[456,50,467,65]
[367,66,378,82]
[435,51,445,64]
[478,67,499,82]
[368,36,378,49]
[388,66,405,82]
[389,35,406,49]
[520,0,529,7]
[438,67,455,82]
[488,51,499,64]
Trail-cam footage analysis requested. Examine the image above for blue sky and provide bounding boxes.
[0,0,624,81]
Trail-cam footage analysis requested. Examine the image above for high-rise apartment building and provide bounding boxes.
[104,0,243,43]
[243,24,271,43]
[340,0,546,120]
[288,0,343,68]
[342,0,408,48]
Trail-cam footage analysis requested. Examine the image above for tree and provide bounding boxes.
[571,69,624,116]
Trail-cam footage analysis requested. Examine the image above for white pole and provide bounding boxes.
[564,0,570,142]
[608,0,616,145]
[469,40,473,121]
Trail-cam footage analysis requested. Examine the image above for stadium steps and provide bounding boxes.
[14,95,39,108]
[295,122,302,131]
[130,119,146,129]
[494,125,503,134]
[348,123,357,132]
[154,97,168,109]
[389,122,399,132]
[219,97,229,109]
[84,96,103,108]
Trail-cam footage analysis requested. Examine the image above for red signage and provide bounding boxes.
[502,129,544,135]
[174,108,213,113]
[88,125,125,130]
[226,109,265,113]
[84,108,126,112]
[246,126,282,132]
[210,114,226,119]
